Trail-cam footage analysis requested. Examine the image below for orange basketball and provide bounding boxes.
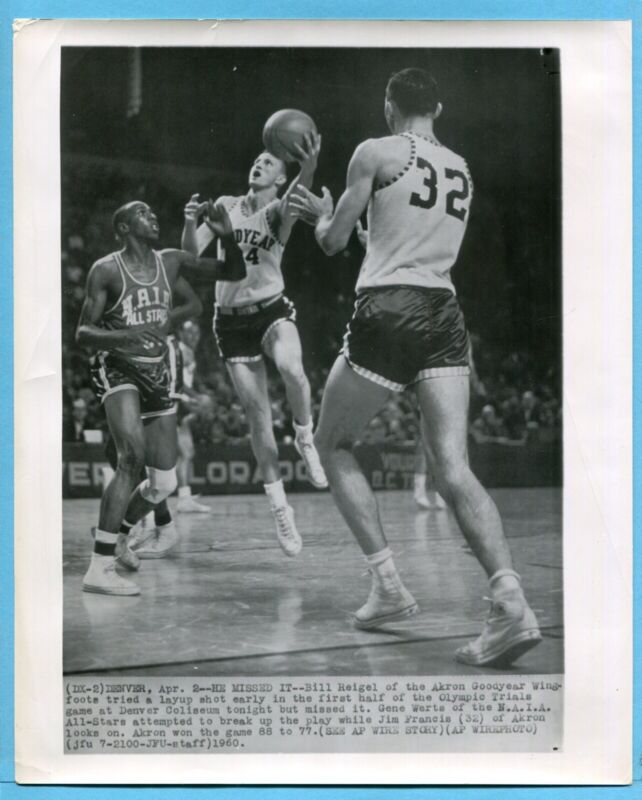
[262,109,317,163]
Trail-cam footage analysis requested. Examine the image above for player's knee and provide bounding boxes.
[140,467,178,505]
[314,428,354,465]
[118,439,145,475]
[277,355,306,386]
[435,457,468,493]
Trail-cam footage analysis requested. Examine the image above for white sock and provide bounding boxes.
[178,486,191,498]
[94,529,118,545]
[90,551,114,565]
[365,547,398,580]
[294,420,314,440]
[413,474,426,496]
[489,569,522,596]
[264,479,287,510]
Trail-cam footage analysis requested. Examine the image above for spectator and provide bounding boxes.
[64,398,90,442]
[520,390,541,431]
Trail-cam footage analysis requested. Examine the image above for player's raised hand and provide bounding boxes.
[288,185,334,225]
[355,220,368,249]
[184,193,208,222]
[292,132,322,172]
[204,201,234,238]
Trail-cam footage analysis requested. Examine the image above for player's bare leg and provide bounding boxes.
[416,374,541,665]
[314,357,417,628]
[176,419,210,513]
[414,417,447,510]
[123,412,179,559]
[102,434,164,562]
[83,390,144,595]
[227,359,301,556]
[264,321,327,489]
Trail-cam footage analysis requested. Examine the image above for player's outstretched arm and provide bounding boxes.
[172,246,247,283]
[275,132,321,243]
[202,201,247,281]
[181,193,213,256]
[288,139,377,256]
[75,262,160,351]
[178,199,246,280]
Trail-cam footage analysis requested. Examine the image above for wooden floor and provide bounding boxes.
[63,488,563,676]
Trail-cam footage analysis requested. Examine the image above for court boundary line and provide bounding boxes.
[63,625,564,676]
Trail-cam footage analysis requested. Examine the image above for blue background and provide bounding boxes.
[1,1,639,798]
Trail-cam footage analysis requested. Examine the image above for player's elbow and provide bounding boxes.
[75,325,89,346]
[317,230,346,256]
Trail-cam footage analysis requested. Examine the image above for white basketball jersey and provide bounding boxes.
[196,195,285,307]
[357,132,473,293]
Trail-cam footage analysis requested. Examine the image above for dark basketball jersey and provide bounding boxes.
[101,250,172,360]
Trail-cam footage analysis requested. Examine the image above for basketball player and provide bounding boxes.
[171,320,212,513]
[182,133,327,558]
[289,68,541,666]
[78,199,245,595]
[356,221,447,512]
[413,419,448,510]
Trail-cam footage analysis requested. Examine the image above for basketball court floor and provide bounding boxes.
[63,488,563,677]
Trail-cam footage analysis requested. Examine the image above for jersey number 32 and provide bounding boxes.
[409,157,470,221]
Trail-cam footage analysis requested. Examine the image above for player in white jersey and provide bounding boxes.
[169,320,213,513]
[290,68,541,667]
[182,135,328,557]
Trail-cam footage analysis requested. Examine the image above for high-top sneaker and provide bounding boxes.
[177,494,212,513]
[455,589,542,667]
[271,504,302,557]
[294,436,328,489]
[115,533,140,572]
[353,570,418,630]
[136,521,179,560]
[82,554,140,596]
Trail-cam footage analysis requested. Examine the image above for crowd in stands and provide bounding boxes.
[62,162,561,449]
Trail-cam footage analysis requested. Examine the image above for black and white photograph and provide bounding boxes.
[61,43,562,676]
[14,19,631,782]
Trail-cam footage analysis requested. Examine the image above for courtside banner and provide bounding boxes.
[62,440,561,498]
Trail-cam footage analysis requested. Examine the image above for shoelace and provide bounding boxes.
[481,596,506,622]
[274,508,295,540]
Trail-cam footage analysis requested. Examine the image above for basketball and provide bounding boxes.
[262,109,318,163]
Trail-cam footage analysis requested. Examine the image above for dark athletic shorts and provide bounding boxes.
[342,285,470,392]
[214,294,297,363]
[90,351,175,419]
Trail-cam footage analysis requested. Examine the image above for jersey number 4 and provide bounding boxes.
[245,247,260,266]
[409,158,470,221]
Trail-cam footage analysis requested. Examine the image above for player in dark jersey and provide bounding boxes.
[100,328,198,560]
[290,68,541,667]
[77,199,245,595]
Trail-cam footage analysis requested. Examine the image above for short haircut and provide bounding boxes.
[387,68,439,117]
[112,201,143,235]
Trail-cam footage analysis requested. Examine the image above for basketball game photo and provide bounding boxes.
[13,19,632,785]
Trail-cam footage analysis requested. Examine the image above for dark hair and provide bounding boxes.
[387,68,439,117]
[111,201,143,235]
